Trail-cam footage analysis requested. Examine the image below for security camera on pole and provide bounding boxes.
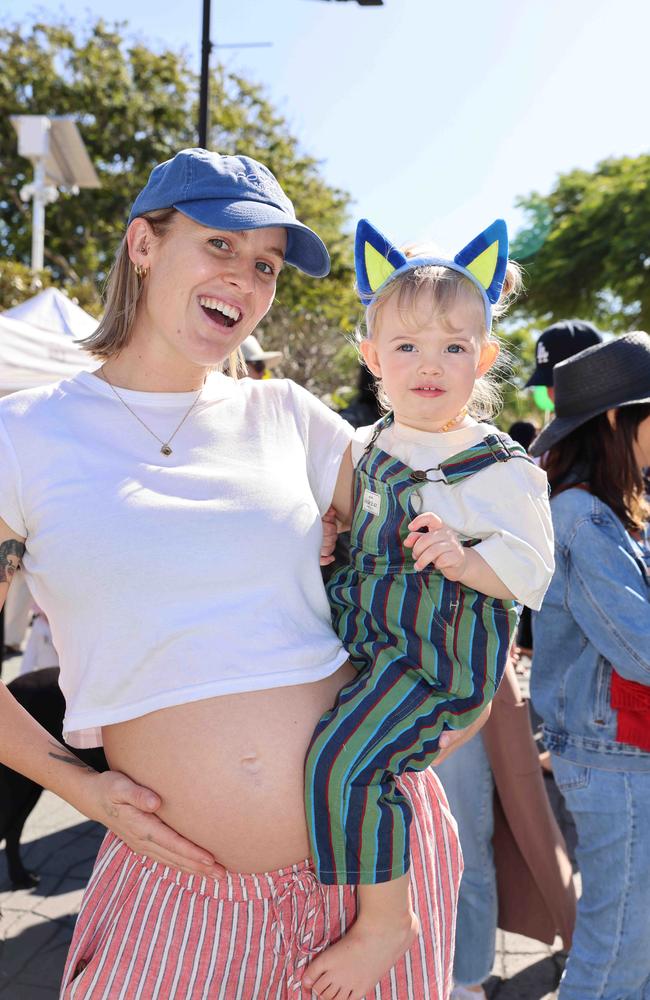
[11,115,100,273]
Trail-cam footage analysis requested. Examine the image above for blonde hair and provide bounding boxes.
[80,207,245,376]
[361,242,523,419]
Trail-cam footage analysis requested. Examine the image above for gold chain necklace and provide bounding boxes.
[98,369,203,456]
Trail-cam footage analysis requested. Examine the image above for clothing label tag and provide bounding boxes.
[362,488,381,516]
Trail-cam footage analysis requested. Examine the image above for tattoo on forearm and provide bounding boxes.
[47,740,96,773]
[0,538,25,583]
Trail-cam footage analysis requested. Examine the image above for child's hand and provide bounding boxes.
[432,703,492,765]
[405,512,467,579]
[320,505,339,566]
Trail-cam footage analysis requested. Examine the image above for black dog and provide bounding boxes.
[1,667,108,888]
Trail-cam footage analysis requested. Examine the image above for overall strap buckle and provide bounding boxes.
[437,433,529,485]
[410,466,448,485]
[483,433,514,463]
[362,411,394,455]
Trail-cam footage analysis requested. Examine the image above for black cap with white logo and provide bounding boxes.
[525,320,603,387]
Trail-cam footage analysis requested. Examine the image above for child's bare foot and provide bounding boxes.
[302,875,418,999]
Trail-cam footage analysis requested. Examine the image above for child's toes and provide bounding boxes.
[307,972,333,999]
[318,984,341,1000]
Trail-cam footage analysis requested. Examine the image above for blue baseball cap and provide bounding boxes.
[128,148,330,277]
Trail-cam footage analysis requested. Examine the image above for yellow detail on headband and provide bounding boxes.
[365,242,396,292]
[465,240,499,291]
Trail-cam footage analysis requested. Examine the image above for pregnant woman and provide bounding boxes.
[0,149,463,999]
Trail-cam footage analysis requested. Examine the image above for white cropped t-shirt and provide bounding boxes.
[0,371,353,747]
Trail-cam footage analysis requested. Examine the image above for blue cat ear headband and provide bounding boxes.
[354,217,509,331]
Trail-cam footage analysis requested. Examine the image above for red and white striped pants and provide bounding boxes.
[61,770,461,1000]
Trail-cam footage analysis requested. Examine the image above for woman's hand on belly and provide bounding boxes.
[84,768,226,877]
[101,662,358,874]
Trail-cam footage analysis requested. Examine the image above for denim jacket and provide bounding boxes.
[530,487,650,771]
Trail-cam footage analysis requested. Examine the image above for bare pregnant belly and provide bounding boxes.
[101,660,355,873]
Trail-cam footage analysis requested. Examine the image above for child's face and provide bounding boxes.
[361,292,498,432]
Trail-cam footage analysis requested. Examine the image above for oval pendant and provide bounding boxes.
[161,444,173,456]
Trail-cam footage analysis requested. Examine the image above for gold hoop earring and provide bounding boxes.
[134,263,148,279]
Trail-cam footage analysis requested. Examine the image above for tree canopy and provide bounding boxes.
[0,18,360,390]
[512,154,650,332]
[7,19,645,415]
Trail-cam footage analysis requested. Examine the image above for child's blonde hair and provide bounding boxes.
[360,242,523,419]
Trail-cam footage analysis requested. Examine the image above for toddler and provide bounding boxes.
[303,217,555,999]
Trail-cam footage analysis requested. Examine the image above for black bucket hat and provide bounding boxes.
[529,332,650,457]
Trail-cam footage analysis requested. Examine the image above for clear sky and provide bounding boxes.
[8,0,650,250]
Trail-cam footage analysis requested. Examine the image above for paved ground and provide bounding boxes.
[0,651,575,999]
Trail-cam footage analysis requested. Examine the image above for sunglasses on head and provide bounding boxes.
[249,360,266,374]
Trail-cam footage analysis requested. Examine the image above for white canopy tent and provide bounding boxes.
[4,286,98,338]
[0,287,98,396]
[0,288,100,655]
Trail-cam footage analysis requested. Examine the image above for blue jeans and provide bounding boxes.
[552,757,650,1000]
[437,733,497,986]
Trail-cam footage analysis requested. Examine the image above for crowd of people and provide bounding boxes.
[0,147,648,1000]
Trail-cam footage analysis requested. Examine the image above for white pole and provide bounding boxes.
[31,158,46,273]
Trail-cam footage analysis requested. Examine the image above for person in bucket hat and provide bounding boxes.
[0,147,464,998]
[530,331,650,456]
[530,331,650,998]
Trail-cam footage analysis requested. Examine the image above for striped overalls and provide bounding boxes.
[305,415,527,885]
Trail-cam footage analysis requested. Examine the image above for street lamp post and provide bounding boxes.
[11,115,100,274]
[197,0,381,147]
[199,0,212,148]
[197,0,271,149]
